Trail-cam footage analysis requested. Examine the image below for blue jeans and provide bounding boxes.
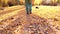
[25,3,32,14]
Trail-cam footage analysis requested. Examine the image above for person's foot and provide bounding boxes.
[30,12,32,14]
[27,12,29,14]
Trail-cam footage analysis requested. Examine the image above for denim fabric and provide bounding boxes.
[25,0,31,4]
[25,3,32,13]
[29,4,32,12]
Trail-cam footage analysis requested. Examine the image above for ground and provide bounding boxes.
[0,5,60,34]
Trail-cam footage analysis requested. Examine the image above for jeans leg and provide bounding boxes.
[26,4,29,14]
[29,4,32,14]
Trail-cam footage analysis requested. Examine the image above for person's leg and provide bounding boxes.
[29,4,32,14]
[25,4,29,14]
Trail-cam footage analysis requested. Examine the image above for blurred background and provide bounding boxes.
[0,0,60,7]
